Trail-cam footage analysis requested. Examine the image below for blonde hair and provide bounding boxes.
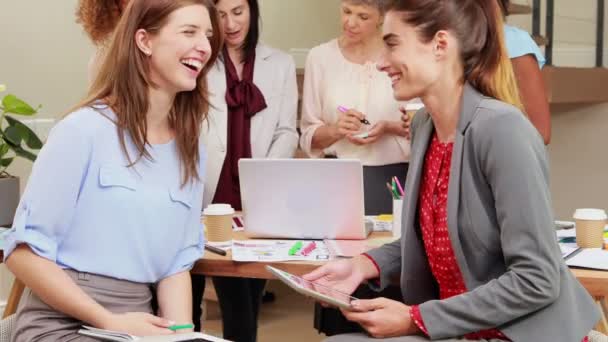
[491,8,524,112]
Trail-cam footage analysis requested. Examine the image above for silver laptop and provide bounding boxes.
[239,159,368,240]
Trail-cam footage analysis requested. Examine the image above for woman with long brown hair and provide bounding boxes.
[304,0,599,341]
[4,0,221,340]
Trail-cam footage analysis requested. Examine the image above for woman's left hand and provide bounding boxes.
[346,120,395,145]
[341,297,421,338]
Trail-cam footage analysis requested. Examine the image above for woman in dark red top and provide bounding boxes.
[303,0,599,341]
[191,0,298,340]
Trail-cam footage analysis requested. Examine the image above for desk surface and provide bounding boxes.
[192,232,608,298]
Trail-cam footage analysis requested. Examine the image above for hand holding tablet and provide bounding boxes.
[266,265,359,310]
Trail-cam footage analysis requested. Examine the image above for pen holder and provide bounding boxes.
[204,204,235,242]
[392,199,403,239]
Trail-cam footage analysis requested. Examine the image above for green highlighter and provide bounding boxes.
[168,323,194,331]
[288,241,303,256]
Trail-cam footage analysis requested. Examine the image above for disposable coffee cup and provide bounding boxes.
[573,208,607,248]
[203,204,235,242]
[404,100,424,121]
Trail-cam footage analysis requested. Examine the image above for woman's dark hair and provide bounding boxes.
[214,0,261,62]
[499,0,510,16]
[384,0,522,110]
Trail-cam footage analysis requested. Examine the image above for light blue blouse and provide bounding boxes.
[505,24,546,69]
[3,104,206,283]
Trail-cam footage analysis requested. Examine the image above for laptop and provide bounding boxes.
[238,159,369,240]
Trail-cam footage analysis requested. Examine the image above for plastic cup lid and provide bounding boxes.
[573,208,607,221]
[203,204,235,216]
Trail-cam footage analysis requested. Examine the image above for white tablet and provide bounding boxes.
[266,265,358,310]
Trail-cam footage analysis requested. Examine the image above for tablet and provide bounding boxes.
[266,265,358,310]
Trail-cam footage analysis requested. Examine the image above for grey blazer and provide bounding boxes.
[366,84,599,341]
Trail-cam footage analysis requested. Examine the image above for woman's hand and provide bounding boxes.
[342,298,421,338]
[347,119,406,145]
[302,255,379,300]
[100,312,175,337]
[302,258,366,297]
[336,109,366,137]
[399,106,411,140]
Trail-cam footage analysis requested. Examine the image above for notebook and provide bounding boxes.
[78,326,230,342]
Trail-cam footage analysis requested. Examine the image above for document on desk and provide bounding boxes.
[231,240,330,262]
[565,248,608,270]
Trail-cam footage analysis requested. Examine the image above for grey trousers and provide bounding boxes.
[324,333,504,342]
[12,269,153,342]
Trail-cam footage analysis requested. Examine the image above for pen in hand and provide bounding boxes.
[338,105,370,125]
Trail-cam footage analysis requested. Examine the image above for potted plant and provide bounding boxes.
[0,84,43,226]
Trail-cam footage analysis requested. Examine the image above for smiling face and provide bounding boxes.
[136,4,214,94]
[340,0,383,45]
[377,11,445,101]
[216,0,251,50]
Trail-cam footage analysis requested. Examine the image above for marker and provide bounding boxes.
[288,241,303,256]
[300,241,317,256]
[386,182,399,200]
[168,323,195,331]
[393,176,405,197]
[204,244,227,256]
[338,105,370,125]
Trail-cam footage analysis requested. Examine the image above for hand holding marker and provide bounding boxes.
[337,105,371,125]
[338,106,372,140]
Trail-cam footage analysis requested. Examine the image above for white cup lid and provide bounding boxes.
[573,208,607,221]
[405,99,424,111]
[203,204,235,216]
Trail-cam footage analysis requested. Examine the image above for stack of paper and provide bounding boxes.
[231,240,330,262]
[78,326,229,341]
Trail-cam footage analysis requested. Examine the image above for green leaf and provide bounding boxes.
[5,116,43,149]
[0,158,13,168]
[2,94,38,115]
[12,146,37,162]
[3,126,23,146]
[0,144,8,158]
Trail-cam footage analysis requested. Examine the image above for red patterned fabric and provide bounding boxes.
[411,134,509,340]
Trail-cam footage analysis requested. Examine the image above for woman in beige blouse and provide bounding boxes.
[300,0,411,215]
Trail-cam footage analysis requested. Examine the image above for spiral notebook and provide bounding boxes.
[78,326,230,342]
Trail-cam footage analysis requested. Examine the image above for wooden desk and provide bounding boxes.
[192,231,608,334]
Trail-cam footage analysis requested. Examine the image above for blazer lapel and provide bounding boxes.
[250,45,274,147]
[446,83,484,287]
[402,114,434,280]
[207,61,228,151]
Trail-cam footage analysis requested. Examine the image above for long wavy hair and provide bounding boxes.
[72,0,222,186]
[385,0,523,111]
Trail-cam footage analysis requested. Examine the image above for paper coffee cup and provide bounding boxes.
[405,100,424,120]
[203,204,235,242]
[573,208,607,248]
